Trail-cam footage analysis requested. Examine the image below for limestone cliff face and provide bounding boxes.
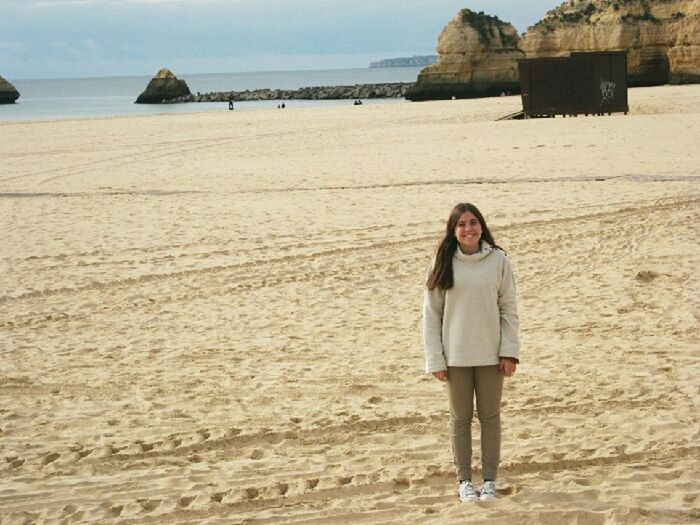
[135,69,192,104]
[0,75,20,104]
[406,10,524,101]
[519,0,699,86]
[668,0,700,82]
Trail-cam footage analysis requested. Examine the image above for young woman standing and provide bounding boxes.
[423,203,520,502]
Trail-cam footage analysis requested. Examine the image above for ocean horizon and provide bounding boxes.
[0,67,424,123]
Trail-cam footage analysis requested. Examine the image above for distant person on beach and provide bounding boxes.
[228,99,234,110]
[423,202,520,503]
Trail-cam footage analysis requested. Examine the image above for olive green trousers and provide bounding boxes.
[447,365,503,482]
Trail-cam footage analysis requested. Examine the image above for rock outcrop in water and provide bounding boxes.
[135,68,192,104]
[0,75,20,104]
[519,0,700,86]
[405,9,524,101]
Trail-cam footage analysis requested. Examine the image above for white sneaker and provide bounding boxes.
[458,480,478,502]
[479,480,497,501]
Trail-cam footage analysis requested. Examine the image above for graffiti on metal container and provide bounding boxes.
[600,80,616,106]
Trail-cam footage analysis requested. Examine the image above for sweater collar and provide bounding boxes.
[454,240,493,262]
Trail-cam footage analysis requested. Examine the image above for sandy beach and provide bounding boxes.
[1,85,699,524]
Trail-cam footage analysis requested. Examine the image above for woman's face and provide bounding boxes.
[454,211,482,253]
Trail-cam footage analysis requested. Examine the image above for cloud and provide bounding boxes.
[2,1,560,79]
[28,0,237,4]
[12,0,351,4]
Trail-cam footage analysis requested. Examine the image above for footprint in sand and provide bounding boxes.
[120,501,149,518]
[42,452,60,465]
[8,458,25,468]
[162,438,182,450]
[138,499,160,512]
[306,478,320,489]
[221,488,259,504]
[267,483,289,496]
[178,496,195,508]
[337,476,354,486]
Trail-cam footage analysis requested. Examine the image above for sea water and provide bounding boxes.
[0,67,424,123]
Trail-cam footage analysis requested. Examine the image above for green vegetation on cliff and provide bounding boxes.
[460,9,519,46]
[527,0,677,31]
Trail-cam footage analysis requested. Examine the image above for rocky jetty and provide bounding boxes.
[167,82,412,103]
[520,0,699,86]
[405,10,524,101]
[135,68,192,104]
[0,75,20,104]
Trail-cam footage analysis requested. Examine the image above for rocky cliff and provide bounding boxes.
[0,75,20,104]
[135,69,192,104]
[519,0,700,86]
[668,0,700,83]
[369,56,437,68]
[408,1,698,101]
[406,10,524,101]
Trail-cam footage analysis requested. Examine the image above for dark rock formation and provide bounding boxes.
[0,76,20,104]
[135,68,192,104]
[166,83,413,103]
[406,10,523,101]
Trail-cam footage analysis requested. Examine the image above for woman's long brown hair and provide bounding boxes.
[426,203,499,290]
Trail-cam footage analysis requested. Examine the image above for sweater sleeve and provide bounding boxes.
[498,256,520,362]
[423,284,447,373]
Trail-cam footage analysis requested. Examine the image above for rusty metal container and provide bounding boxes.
[518,51,628,117]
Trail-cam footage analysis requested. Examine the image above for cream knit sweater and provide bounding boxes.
[423,242,520,373]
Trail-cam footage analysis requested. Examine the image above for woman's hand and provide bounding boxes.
[500,358,517,377]
[432,370,448,382]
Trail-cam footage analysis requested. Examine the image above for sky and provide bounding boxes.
[1,0,561,80]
